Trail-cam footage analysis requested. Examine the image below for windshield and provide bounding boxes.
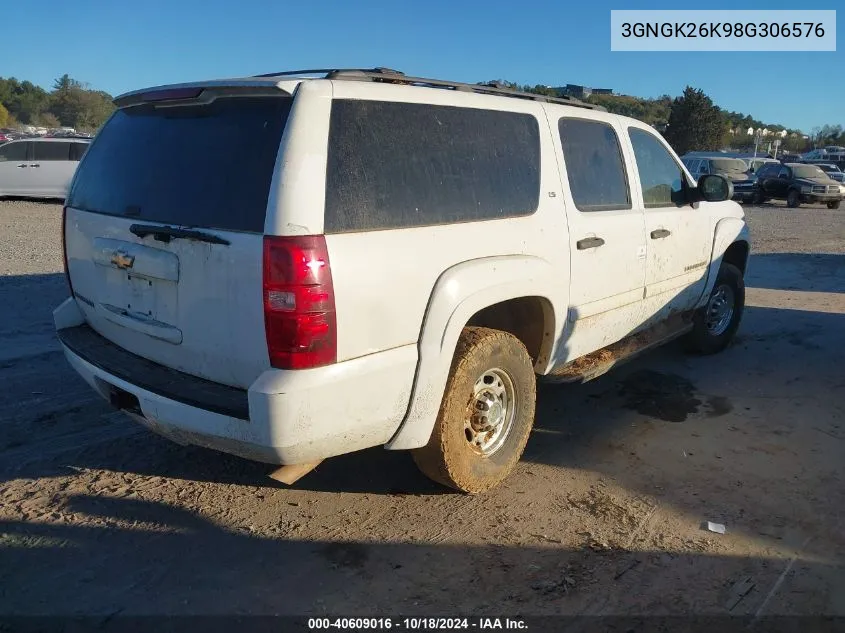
[711,158,748,172]
[792,165,827,179]
[67,96,292,233]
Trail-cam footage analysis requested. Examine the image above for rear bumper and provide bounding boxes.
[54,298,417,465]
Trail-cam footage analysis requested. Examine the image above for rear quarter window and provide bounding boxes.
[67,96,292,233]
[324,100,541,233]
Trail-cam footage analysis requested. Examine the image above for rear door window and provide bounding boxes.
[558,118,630,212]
[67,96,292,233]
[325,100,541,233]
[33,142,71,161]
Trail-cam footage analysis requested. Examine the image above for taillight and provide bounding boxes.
[62,205,73,297]
[262,235,337,370]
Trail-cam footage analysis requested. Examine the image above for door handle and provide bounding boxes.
[29,163,40,168]
[576,237,605,250]
[650,229,671,239]
[16,164,28,168]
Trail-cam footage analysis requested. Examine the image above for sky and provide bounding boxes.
[2,0,843,132]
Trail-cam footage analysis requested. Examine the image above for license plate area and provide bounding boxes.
[124,273,155,318]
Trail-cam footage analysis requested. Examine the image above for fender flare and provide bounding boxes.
[385,255,559,451]
[697,218,750,306]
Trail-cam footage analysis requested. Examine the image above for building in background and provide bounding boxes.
[550,84,614,99]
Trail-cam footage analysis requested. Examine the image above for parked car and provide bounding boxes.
[0,137,90,199]
[814,163,845,185]
[0,133,10,144]
[754,162,841,208]
[53,69,749,493]
[682,155,755,202]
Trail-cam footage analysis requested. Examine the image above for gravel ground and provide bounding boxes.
[0,199,64,276]
[0,198,843,622]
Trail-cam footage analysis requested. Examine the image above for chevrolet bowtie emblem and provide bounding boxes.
[111,251,135,269]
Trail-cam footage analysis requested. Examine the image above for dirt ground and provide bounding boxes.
[0,199,843,624]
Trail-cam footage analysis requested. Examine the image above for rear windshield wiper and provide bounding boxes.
[129,224,230,246]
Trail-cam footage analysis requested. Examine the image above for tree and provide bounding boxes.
[0,102,11,127]
[33,112,60,128]
[0,74,115,131]
[44,75,115,131]
[663,87,727,154]
[0,78,49,124]
[783,133,809,153]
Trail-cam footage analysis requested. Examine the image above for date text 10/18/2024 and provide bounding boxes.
[307,618,528,630]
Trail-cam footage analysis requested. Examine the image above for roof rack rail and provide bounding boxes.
[252,68,604,111]
[253,67,403,78]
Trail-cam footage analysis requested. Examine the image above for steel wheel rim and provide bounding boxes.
[465,368,517,457]
[705,283,735,336]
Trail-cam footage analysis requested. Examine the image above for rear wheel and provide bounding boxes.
[752,190,766,205]
[827,200,841,209]
[686,263,745,355]
[412,327,536,493]
[787,189,801,208]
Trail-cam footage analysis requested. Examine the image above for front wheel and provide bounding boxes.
[412,327,536,493]
[827,200,841,209]
[787,189,801,208]
[686,263,745,355]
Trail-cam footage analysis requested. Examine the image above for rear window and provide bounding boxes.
[67,96,292,233]
[324,100,541,233]
[69,142,89,161]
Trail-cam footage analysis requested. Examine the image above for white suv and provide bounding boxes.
[54,68,750,493]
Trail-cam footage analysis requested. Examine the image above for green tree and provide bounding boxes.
[0,74,115,131]
[783,133,809,153]
[44,74,115,131]
[0,78,49,124]
[33,112,60,128]
[663,87,727,154]
[0,102,11,127]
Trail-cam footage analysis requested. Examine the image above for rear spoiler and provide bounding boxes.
[114,79,293,108]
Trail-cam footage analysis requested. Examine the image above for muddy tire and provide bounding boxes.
[787,189,801,208]
[412,327,536,493]
[827,200,841,210]
[686,263,745,355]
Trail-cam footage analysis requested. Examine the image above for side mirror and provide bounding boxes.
[692,174,733,203]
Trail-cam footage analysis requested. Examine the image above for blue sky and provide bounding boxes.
[3,0,843,132]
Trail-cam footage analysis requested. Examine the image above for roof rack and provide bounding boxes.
[252,67,605,111]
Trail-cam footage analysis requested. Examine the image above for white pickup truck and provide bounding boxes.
[54,68,750,493]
